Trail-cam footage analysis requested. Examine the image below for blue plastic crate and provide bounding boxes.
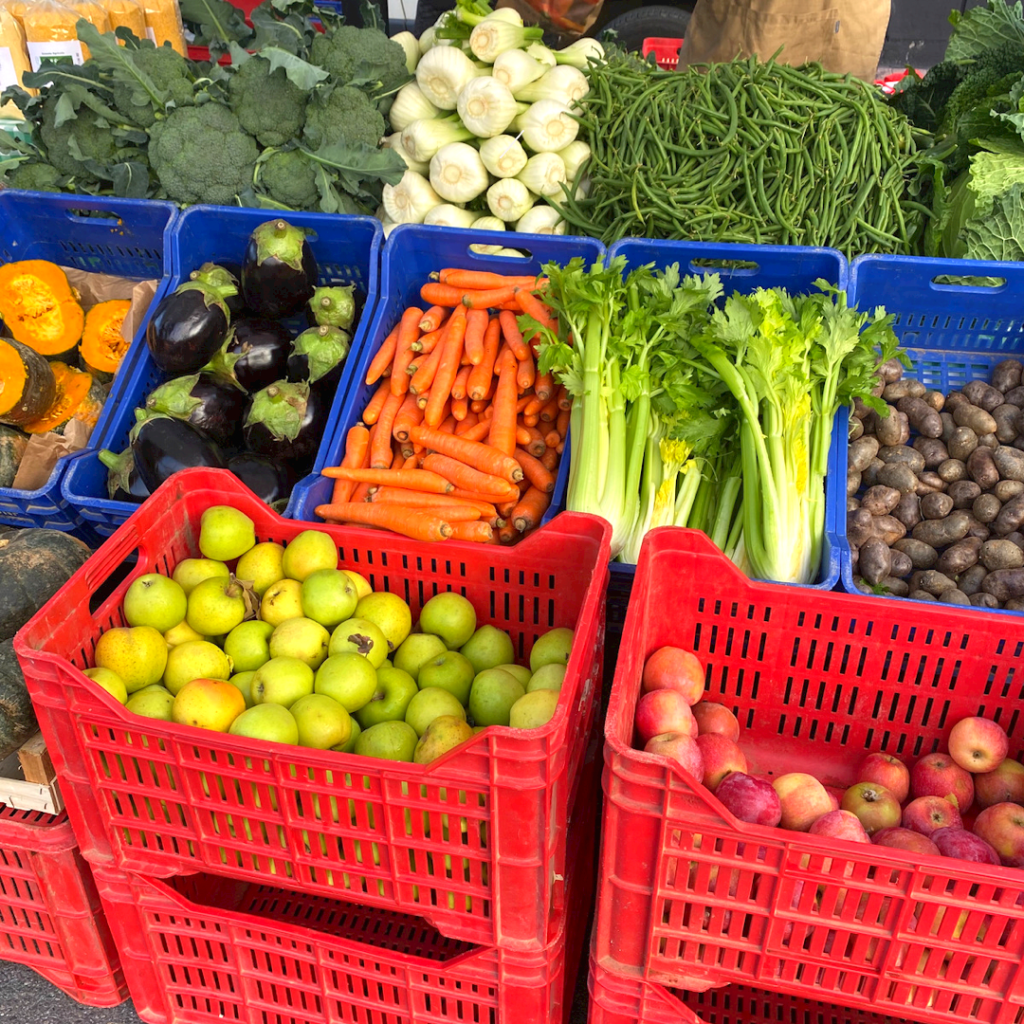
[290,224,606,523]
[838,254,1024,613]
[0,191,177,537]
[62,206,382,538]
[543,238,850,629]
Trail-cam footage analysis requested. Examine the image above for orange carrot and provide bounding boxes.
[515,425,532,449]
[406,505,482,523]
[540,394,560,422]
[470,399,488,414]
[412,326,445,354]
[452,396,469,421]
[544,428,560,450]
[393,393,424,443]
[480,405,494,421]
[321,467,453,493]
[391,343,416,396]
[468,316,501,401]
[372,391,404,467]
[523,414,539,428]
[450,486,517,505]
[459,420,493,443]
[514,447,556,493]
[314,502,452,542]
[516,395,533,414]
[556,408,570,438]
[439,412,456,434]
[516,350,536,392]
[411,425,523,484]
[462,285,517,309]
[451,364,472,401]
[455,411,479,434]
[523,394,545,417]
[419,305,446,332]
[448,520,497,543]
[422,453,517,498]
[498,309,531,362]
[331,423,370,504]
[362,379,391,425]
[523,424,547,456]
[366,326,399,385]
[516,287,556,331]
[512,487,550,532]
[488,349,519,458]
[425,305,466,428]
[464,309,488,365]
[541,447,558,472]
[557,386,571,411]
[535,373,555,402]
[371,487,496,515]
[420,283,468,308]
[438,269,546,289]
[409,342,443,396]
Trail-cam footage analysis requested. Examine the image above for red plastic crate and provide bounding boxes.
[15,468,609,951]
[0,805,125,1006]
[93,748,599,1024]
[595,526,1024,1024]
[642,38,682,70]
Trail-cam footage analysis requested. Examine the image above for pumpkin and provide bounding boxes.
[22,363,104,435]
[0,640,39,761]
[0,260,85,356]
[0,425,26,488]
[0,528,91,642]
[0,336,57,426]
[81,299,132,379]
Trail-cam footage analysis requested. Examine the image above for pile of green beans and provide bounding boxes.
[562,54,931,253]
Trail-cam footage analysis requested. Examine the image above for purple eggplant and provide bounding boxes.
[144,372,249,448]
[98,446,151,504]
[242,380,325,463]
[287,325,350,395]
[242,220,317,320]
[228,453,297,509]
[207,318,292,393]
[130,413,227,493]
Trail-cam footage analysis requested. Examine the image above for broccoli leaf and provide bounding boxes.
[250,1,315,54]
[360,0,383,30]
[947,0,1024,61]
[0,127,36,158]
[962,181,1024,260]
[259,46,329,89]
[178,0,253,47]
[300,140,406,194]
[110,160,152,198]
[52,81,139,128]
[22,61,113,95]
[76,21,171,111]
[311,161,343,213]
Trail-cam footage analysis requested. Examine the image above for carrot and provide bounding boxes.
[439,412,456,434]
[523,414,539,428]
[515,425,532,449]
[409,342,442,396]
[459,419,493,443]
[544,428,560,450]
[557,386,572,411]
[425,305,466,428]
[540,394,560,422]
[372,391,404,467]
[438,269,546,289]
[366,326,399,385]
[470,399,488,415]
[448,520,497,543]
[516,350,536,392]
[419,305,446,333]
[423,453,517,498]
[515,395,533,414]
[452,396,469,421]
[393,393,424,443]
[523,424,547,457]
[403,450,424,470]
[455,411,479,434]
[451,486,518,506]
[556,407,570,438]
[514,447,556,493]
[516,287,556,331]
[390,343,416,396]
[314,502,452,542]
[371,487,497,516]
[330,423,370,504]
[498,522,518,544]
[451,364,472,402]
[321,467,453,494]
[411,425,523,484]
[523,394,545,417]
[541,447,558,472]
[406,505,482,523]
[468,316,501,401]
[362,379,391,425]
[488,349,519,458]
[464,309,488,365]
[412,326,445,354]
[498,309,531,362]
[512,487,550,532]
[461,285,517,309]
[535,372,555,402]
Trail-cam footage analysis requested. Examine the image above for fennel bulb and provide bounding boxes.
[516,205,566,234]
[429,142,490,203]
[517,152,566,197]
[383,132,429,176]
[383,170,442,224]
[494,247,528,257]
[469,15,543,62]
[419,25,437,52]
[556,140,590,182]
[492,48,547,93]
[390,82,440,132]
[391,31,420,73]
[513,65,589,105]
[456,76,521,137]
[470,243,506,254]
[479,134,528,178]
[487,177,534,221]
[472,215,506,232]
[416,45,482,109]
[526,42,557,67]
[517,100,580,152]
[425,204,479,228]
[554,38,604,68]
[402,116,475,163]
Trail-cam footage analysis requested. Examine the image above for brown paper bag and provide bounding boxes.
[497,0,603,39]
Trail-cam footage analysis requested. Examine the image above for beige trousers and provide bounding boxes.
[678,0,892,82]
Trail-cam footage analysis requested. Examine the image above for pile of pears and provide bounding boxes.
[84,505,575,765]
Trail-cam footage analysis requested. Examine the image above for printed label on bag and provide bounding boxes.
[27,40,83,71]
[0,47,17,90]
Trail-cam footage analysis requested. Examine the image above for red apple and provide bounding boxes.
[642,646,705,705]
[692,701,740,742]
[973,802,1024,867]
[824,786,844,811]
[975,759,1024,809]
[716,772,782,827]
[773,773,833,832]
[808,809,870,843]
[873,827,940,857]
[902,795,963,836]
[858,752,910,804]
[910,753,975,811]
[635,689,697,744]
[842,782,902,835]
[644,733,704,779]
[948,716,1009,774]
[931,827,1000,865]
[695,734,747,792]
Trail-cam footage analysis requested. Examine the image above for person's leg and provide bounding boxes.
[413,0,452,36]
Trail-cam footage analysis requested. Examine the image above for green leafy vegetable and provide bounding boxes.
[948,0,1024,61]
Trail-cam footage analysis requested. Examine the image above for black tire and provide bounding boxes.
[600,4,691,54]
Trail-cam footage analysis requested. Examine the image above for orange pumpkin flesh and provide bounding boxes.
[22,362,93,434]
[0,337,56,425]
[0,340,26,419]
[0,261,85,356]
[81,299,131,374]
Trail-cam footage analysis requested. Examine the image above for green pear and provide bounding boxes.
[414,715,474,765]
[315,653,378,712]
[459,625,514,674]
[329,617,388,668]
[269,617,330,670]
[186,577,247,636]
[468,668,525,727]
[301,569,358,629]
[260,578,304,627]
[291,694,352,749]
[251,656,314,708]
[171,558,229,596]
[394,633,448,678]
[495,663,531,687]
[417,650,474,706]
[236,542,285,597]
[419,592,477,649]
[163,640,232,696]
[227,671,256,708]
[355,667,418,728]
[354,720,418,761]
[224,620,274,673]
[281,530,337,582]
[529,627,573,674]
[199,505,255,561]
[332,716,361,753]
[123,574,187,633]
[356,592,412,652]
[126,687,174,720]
[527,663,566,692]
[94,626,167,692]
[83,667,127,704]
[405,687,466,737]
[229,703,298,745]
[509,689,559,729]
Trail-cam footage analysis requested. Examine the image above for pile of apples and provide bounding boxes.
[637,646,1024,868]
[83,504,574,765]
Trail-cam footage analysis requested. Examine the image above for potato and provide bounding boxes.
[847,467,862,497]
[1006,598,1024,611]
[967,447,1000,490]
[874,515,908,546]
[1007,531,1024,550]
[958,564,988,597]
[912,511,971,547]
[849,417,864,441]
[1013,437,1024,453]
[894,492,922,530]
[948,480,982,509]
[945,391,969,413]
[889,549,913,578]
[909,589,937,602]
[883,379,926,401]
[964,379,1006,412]
[973,492,1002,524]
[917,570,959,595]
[898,397,943,438]
[953,402,998,436]
[912,436,949,469]
[862,458,884,488]
[993,404,1021,444]
[876,408,909,447]
[947,426,978,462]
[979,432,1000,450]
[849,436,880,472]
[982,569,1024,601]
[916,472,946,496]
[940,412,957,443]
[920,492,954,519]
[847,497,861,512]
[981,539,1024,571]
[938,459,968,484]
[880,576,911,596]
[879,446,926,473]
[993,445,1024,482]
[923,390,945,412]
[971,592,1000,608]
[877,463,918,494]
[861,485,901,516]
[965,514,991,542]
[1004,386,1024,408]
[937,537,981,577]
[847,508,877,548]
[939,589,971,606]
[994,479,1024,502]
[894,537,938,569]
[860,537,892,586]
[994,494,1024,536]
[992,358,1023,394]
[877,357,904,383]
[853,397,873,421]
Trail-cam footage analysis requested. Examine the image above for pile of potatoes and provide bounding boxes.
[848,357,1024,608]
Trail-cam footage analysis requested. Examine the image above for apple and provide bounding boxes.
[644,733,703,779]
[973,802,1024,867]
[691,702,740,742]
[641,646,705,705]
[975,759,1024,809]
[824,786,844,811]
[695,734,746,792]
[716,773,782,826]
[902,795,962,836]
[858,752,910,804]
[635,689,696,745]
[842,782,902,835]
[948,716,1009,774]
[808,809,870,844]
[931,827,1000,865]
[910,753,974,811]
[772,773,833,832]
[873,827,940,857]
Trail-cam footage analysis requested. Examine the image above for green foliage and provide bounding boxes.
[109,43,196,128]
[961,180,1024,259]
[948,0,1024,61]
[256,149,318,208]
[228,55,309,147]
[7,162,63,192]
[303,84,385,150]
[891,61,966,132]
[38,94,138,180]
[939,41,1024,134]
[308,25,409,94]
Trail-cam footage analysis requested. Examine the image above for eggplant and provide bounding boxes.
[146,263,239,374]
[130,413,227,493]
[228,453,297,509]
[242,220,317,320]
[243,380,325,463]
[287,325,350,395]
[207,318,292,393]
[219,262,245,318]
[306,285,356,331]
[144,372,249,448]
[98,446,151,504]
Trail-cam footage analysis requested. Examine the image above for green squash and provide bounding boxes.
[0,426,26,488]
[0,639,38,761]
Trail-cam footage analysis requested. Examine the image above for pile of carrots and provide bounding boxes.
[315,268,569,544]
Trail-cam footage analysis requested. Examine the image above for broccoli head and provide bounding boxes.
[7,162,62,193]
[257,150,319,209]
[309,25,408,94]
[148,103,258,205]
[228,56,307,148]
[303,84,386,151]
[38,95,137,180]
[112,45,195,128]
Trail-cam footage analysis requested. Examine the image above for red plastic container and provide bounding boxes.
[642,37,682,69]
[0,806,125,1006]
[15,469,609,951]
[93,749,599,1024]
[595,526,1024,1024]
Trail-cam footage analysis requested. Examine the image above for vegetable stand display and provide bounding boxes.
[16,468,609,953]
[595,526,1024,1024]
[0,191,177,537]
[61,205,382,538]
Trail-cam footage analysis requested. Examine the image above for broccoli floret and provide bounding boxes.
[112,45,194,128]
[8,162,62,193]
[940,42,1024,134]
[258,150,319,209]
[303,84,386,150]
[148,104,258,205]
[309,25,408,94]
[38,95,135,180]
[228,56,307,148]
[891,60,967,132]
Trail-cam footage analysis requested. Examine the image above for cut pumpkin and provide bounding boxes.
[22,362,96,434]
[0,260,85,355]
[81,299,132,376]
[0,336,57,425]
